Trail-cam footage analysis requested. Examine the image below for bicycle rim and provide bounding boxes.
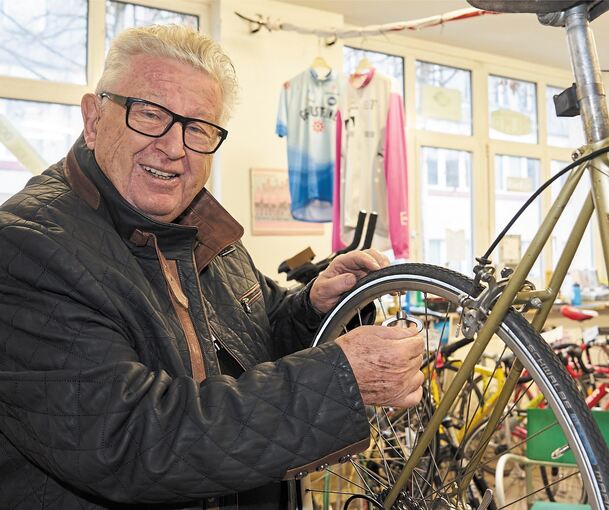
[310,263,609,510]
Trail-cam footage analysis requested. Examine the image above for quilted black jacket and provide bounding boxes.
[0,136,370,509]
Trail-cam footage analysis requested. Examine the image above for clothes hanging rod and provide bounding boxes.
[234,8,498,45]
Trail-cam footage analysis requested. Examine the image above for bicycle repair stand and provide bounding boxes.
[277,210,378,285]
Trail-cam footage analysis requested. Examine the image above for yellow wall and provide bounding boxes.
[214,0,344,281]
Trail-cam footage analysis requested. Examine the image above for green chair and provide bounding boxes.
[494,408,609,509]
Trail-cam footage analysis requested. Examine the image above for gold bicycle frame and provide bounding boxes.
[384,3,609,508]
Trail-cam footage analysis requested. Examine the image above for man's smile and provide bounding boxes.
[141,164,179,180]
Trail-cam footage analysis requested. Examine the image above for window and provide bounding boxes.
[343,46,404,98]
[0,1,201,205]
[550,159,595,297]
[0,0,88,83]
[494,155,542,279]
[416,61,472,135]
[427,154,438,185]
[445,158,460,188]
[106,1,199,51]
[0,98,82,205]
[489,75,538,144]
[421,147,473,273]
[546,85,585,148]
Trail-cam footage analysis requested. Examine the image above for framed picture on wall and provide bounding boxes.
[250,168,325,236]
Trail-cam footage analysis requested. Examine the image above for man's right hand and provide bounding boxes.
[335,325,425,408]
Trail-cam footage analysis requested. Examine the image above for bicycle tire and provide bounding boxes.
[311,263,609,510]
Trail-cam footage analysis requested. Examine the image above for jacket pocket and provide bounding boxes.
[238,283,263,314]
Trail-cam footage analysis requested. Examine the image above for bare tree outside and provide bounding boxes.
[0,0,87,83]
[105,1,198,52]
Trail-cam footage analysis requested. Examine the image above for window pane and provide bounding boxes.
[550,160,595,299]
[0,0,87,83]
[489,75,538,144]
[416,61,472,135]
[427,155,438,185]
[546,85,585,148]
[494,155,541,281]
[343,46,404,98]
[0,98,81,205]
[421,147,473,274]
[106,1,199,50]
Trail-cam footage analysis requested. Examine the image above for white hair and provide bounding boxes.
[96,24,238,123]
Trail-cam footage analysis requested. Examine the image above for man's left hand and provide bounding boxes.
[309,249,390,313]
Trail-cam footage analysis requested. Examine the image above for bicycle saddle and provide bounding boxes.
[466,0,591,13]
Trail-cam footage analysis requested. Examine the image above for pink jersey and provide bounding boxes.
[332,69,409,259]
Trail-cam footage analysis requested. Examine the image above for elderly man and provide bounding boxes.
[0,25,423,509]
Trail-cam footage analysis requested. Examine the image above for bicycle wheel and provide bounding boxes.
[310,263,609,510]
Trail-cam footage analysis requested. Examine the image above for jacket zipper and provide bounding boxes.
[208,322,247,372]
[190,251,247,373]
[132,230,206,383]
[239,284,263,314]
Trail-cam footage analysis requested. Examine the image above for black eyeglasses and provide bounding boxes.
[99,92,228,154]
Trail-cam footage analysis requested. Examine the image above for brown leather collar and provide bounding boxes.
[65,149,101,210]
[64,143,244,271]
[179,191,244,270]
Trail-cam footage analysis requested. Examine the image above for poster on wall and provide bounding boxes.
[250,168,324,236]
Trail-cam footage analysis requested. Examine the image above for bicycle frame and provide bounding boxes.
[426,357,508,443]
[385,4,609,508]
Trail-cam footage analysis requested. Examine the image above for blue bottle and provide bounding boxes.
[571,282,582,306]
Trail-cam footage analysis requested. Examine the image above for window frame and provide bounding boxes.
[0,0,210,141]
[350,33,598,281]
[343,45,405,102]
[0,0,212,201]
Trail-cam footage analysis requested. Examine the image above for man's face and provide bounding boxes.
[82,54,222,223]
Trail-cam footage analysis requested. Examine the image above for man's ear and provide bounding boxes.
[81,93,102,150]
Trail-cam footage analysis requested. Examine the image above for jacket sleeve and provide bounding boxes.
[249,245,325,356]
[384,92,410,259]
[0,221,370,504]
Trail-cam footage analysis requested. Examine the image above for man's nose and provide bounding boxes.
[155,121,186,159]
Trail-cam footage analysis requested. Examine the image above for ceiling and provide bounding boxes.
[278,0,609,71]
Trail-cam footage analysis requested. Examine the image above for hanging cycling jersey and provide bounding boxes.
[332,68,410,259]
[276,68,339,222]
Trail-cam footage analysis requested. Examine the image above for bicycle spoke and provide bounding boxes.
[349,458,388,494]
[374,408,396,484]
[378,298,388,321]
[498,470,581,510]
[310,264,609,510]
[472,421,563,473]
[323,465,371,493]
[380,407,408,462]
[383,405,429,498]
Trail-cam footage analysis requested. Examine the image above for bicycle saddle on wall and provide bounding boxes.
[466,0,591,13]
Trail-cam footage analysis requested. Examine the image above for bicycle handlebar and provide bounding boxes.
[277,210,379,285]
[335,211,367,256]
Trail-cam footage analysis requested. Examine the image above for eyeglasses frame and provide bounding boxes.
[99,92,228,154]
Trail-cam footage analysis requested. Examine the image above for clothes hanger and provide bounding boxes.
[354,56,373,75]
[310,38,332,79]
[310,55,332,79]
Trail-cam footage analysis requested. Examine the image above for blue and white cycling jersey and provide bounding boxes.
[276,69,339,222]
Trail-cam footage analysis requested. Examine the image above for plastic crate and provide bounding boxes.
[530,503,590,510]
